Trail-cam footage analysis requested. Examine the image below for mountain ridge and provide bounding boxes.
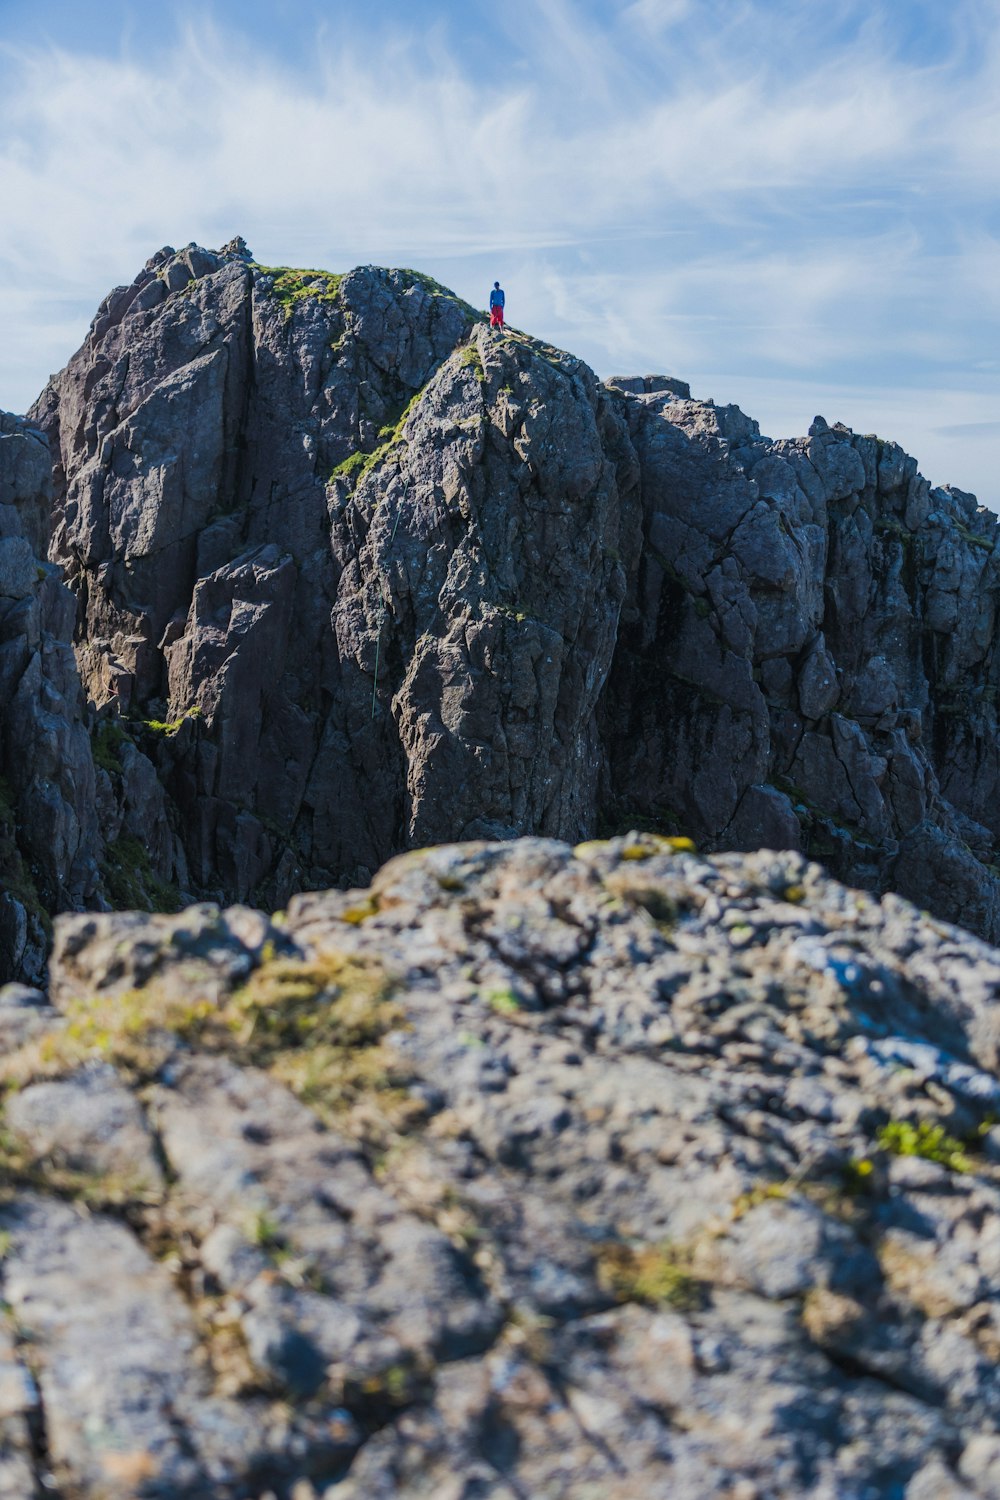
[0,237,998,976]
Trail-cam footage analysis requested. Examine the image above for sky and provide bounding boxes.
[1,0,999,506]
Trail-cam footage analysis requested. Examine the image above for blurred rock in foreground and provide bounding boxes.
[1,835,1000,1495]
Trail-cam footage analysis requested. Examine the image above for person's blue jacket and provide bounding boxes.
[490,285,505,308]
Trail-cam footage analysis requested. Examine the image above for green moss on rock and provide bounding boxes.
[138,705,202,737]
[0,775,52,938]
[91,720,132,773]
[397,268,480,323]
[254,264,344,320]
[329,386,427,487]
[100,834,182,914]
[877,1119,971,1173]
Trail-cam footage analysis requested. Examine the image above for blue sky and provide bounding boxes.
[2,0,999,506]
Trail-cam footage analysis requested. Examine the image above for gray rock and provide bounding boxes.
[0,1195,239,1494]
[907,1461,976,1499]
[960,1435,1000,1492]
[0,412,107,984]
[0,983,46,1008]
[726,783,802,852]
[0,835,992,1492]
[0,1192,362,1495]
[149,1053,502,1385]
[895,821,1000,945]
[605,373,691,399]
[161,256,192,293]
[798,635,840,719]
[702,1197,876,1300]
[21,241,1000,947]
[4,1064,164,1195]
[0,538,36,598]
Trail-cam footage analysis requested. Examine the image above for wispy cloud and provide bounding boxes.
[0,1,998,502]
[622,0,695,37]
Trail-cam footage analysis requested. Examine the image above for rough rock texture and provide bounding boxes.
[0,411,176,984]
[24,239,1000,935]
[30,239,486,904]
[0,412,101,982]
[2,835,1000,1494]
[328,326,638,869]
[600,398,1000,941]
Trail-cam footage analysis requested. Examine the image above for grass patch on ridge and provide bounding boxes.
[254,264,344,320]
[329,387,427,487]
[100,834,183,914]
[1,947,414,1139]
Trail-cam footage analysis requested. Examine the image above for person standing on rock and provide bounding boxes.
[489,281,505,332]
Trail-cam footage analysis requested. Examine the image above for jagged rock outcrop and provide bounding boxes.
[24,239,1000,937]
[2,836,1000,1494]
[30,240,488,904]
[600,395,1000,938]
[328,326,639,867]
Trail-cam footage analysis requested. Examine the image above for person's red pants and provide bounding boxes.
[490,304,504,328]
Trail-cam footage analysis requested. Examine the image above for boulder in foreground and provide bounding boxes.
[0,835,999,1495]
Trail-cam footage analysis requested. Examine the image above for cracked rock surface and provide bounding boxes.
[3,834,1000,1495]
[0,413,107,982]
[19,240,1000,939]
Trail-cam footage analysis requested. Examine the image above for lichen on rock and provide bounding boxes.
[0,836,995,1492]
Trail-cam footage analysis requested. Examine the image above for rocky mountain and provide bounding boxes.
[0,835,999,1496]
[0,235,990,980]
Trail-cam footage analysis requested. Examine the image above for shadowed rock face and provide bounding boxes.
[0,835,997,1495]
[29,241,486,904]
[0,409,177,985]
[600,396,1000,938]
[17,238,1000,939]
[0,412,100,981]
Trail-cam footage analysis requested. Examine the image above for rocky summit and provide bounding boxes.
[1,240,1000,1494]
[0,236,994,982]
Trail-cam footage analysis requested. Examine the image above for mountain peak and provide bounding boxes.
[2,238,998,964]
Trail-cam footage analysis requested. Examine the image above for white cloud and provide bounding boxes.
[0,3,997,509]
[0,7,981,276]
[622,0,694,35]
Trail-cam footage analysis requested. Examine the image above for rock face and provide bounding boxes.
[601,398,1000,942]
[21,239,1000,938]
[0,412,100,983]
[0,411,178,985]
[9,238,1000,1496]
[0,835,999,1494]
[30,240,492,905]
[328,327,638,870]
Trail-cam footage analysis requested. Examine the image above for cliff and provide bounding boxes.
[13,238,999,962]
[0,411,100,980]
